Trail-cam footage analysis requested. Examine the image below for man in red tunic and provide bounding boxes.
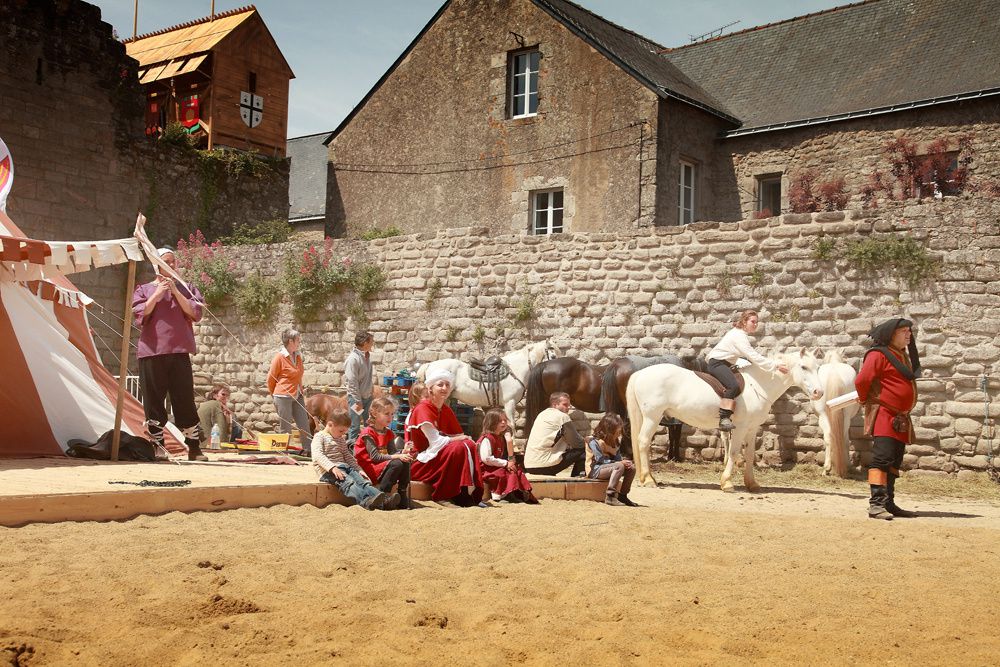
[855,318,921,520]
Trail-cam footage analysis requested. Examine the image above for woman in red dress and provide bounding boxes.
[477,409,537,504]
[408,369,484,506]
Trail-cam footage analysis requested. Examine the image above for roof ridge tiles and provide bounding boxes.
[660,0,883,53]
[121,4,256,44]
[534,0,666,50]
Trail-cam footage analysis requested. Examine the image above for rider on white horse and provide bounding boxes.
[706,309,788,431]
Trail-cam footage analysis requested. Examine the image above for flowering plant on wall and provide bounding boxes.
[175,230,238,307]
[284,237,387,322]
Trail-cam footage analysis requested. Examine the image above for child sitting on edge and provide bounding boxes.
[355,396,414,509]
[586,413,638,507]
[477,408,538,504]
[402,382,427,449]
[312,408,400,511]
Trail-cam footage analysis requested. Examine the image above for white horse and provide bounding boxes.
[417,341,556,424]
[813,350,860,478]
[626,349,824,491]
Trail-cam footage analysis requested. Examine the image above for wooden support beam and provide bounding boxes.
[0,483,350,528]
[110,260,137,461]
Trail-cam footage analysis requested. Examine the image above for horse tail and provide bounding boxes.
[825,369,848,478]
[524,361,548,436]
[601,359,629,418]
[626,375,642,468]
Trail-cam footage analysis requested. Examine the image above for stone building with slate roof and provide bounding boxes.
[287,132,330,233]
[324,0,1000,236]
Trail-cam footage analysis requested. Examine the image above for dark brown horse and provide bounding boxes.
[305,385,386,433]
[525,355,690,460]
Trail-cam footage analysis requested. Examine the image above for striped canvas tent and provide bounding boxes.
[0,207,180,457]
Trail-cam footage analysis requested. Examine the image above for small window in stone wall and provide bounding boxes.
[509,49,540,118]
[915,151,962,198]
[756,174,782,217]
[531,189,564,235]
[678,160,696,224]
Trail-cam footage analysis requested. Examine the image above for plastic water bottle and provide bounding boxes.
[210,424,221,449]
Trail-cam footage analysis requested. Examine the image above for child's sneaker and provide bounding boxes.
[605,493,625,506]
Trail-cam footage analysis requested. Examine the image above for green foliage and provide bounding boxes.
[471,325,486,345]
[812,237,836,260]
[745,266,766,289]
[222,219,293,245]
[844,235,940,289]
[160,121,196,148]
[444,326,460,342]
[175,231,238,308]
[349,264,387,300]
[284,241,385,321]
[425,278,443,310]
[235,272,281,325]
[511,294,537,324]
[347,301,369,326]
[284,241,352,320]
[198,148,271,178]
[360,226,403,241]
[195,156,220,237]
[717,269,732,297]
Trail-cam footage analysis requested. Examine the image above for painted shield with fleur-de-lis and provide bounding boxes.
[239,91,263,128]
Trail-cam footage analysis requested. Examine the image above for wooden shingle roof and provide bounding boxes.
[124,6,257,67]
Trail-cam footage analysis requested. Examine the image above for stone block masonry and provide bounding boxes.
[193,197,1000,475]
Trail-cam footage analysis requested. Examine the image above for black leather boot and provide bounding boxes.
[868,484,893,520]
[886,476,916,517]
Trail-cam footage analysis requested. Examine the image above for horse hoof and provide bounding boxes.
[641,478,657,488]
[721,483,735,493]
[746,483,762,493]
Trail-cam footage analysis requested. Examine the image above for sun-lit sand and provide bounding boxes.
[3,480,1000,665]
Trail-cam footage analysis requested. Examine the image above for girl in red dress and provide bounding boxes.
[354,396,413,509]
[403,382,427,448]
[408,369,484,506]
[477,409,538,504]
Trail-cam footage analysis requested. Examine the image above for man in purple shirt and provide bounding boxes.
[132,247,207,461]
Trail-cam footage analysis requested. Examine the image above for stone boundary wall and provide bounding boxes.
[192,197,1000,475]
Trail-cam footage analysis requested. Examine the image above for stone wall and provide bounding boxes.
[0,0,289,319]
[722,98,1000,221]
[327,0,660,238]
[192,197,1000,475]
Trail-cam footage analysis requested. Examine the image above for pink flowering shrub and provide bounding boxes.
[175,230,238,307]
[284,237,353,320]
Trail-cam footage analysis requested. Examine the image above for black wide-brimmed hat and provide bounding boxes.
[867,317,921,378]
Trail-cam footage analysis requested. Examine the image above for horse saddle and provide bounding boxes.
[695,370,746,398]
[468,356,510,384]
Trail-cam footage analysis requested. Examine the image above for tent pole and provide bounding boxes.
[110,260,138,462]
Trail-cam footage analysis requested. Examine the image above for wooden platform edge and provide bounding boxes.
[0,483,351,528]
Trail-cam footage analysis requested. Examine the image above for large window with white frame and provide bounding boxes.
[678,160,696,224]
[509,49,540,118]
[530,188,564,235]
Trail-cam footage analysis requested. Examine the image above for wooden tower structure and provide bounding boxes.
[124,5,294,157]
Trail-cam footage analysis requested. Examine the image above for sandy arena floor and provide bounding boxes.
[3,477,1000,666]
